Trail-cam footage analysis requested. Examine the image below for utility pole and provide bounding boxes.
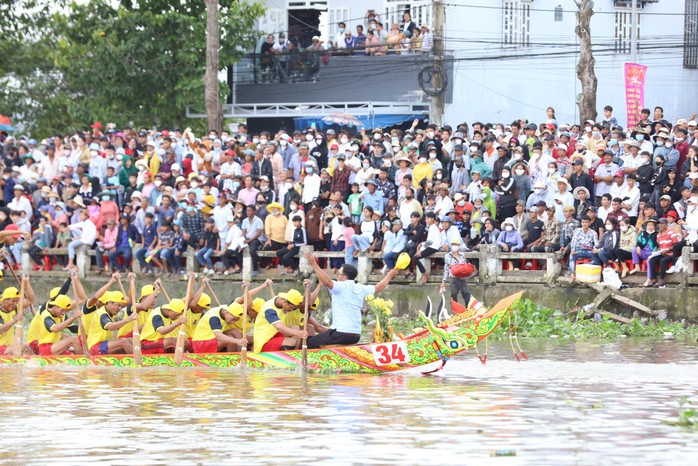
[630,0,638,62]
[431,0,445,128]
[205,0,221,133]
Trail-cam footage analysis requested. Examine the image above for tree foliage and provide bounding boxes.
[0,0,264,134]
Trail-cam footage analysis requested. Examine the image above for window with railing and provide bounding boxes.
[685,0,698,68]
[502,0,532,47]
[613,7,641,54]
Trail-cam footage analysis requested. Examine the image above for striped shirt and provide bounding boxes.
[570,228,598,253]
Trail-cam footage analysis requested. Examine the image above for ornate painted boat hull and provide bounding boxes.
[0,292,523,374]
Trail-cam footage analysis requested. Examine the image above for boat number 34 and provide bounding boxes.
[371,341,411,366]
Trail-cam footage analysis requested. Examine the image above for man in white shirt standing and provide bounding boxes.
[619,173,641,224]
[8,185,33,221]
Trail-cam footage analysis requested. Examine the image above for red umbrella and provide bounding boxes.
[0,114,11,125]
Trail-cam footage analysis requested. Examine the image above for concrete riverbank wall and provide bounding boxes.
[16,275,698,323]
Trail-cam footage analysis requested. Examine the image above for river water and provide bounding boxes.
[1,338,697,465]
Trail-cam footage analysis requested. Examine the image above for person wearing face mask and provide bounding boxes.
[87,142,107,184]
[301,163,321,210]
[631,127,654,154]
[635,151,655,197]
[496,218,524,255]
[654,134,680,170]
[494,168,517,220]
[650,155,669,206]
[591,217,620,269]
[98,191,119,227]
[412,151,434,189]
[419,125,442,155]
[510,163,530,203]
[614,218,638,277]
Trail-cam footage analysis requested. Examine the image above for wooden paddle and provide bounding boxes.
[241,282,249,367]
[71,271,90,356]
[301,282,310,370]
[12,273,26,354]
[158,282,171,302]
[173,273,195,365]
[206,282,221,307]
[4,257,36,317]
[129,275,142,365]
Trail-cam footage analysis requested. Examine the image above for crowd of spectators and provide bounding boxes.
[258,10,433,82]
[1,104,698,288]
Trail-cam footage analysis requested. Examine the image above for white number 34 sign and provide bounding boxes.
[371,341,411,366]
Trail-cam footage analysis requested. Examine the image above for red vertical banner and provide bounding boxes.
[624,62,647,129]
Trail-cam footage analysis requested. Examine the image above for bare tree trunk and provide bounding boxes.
[575,0,597,123]
[205,0,220,133]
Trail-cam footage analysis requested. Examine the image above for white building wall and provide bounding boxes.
[443,0,698,127]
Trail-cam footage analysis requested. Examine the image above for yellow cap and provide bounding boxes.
[252,298,265,313]
[98,292,111,303]
[1,287,20,300]
[49,287,62,299]
[310,297,320,311]
[226,302,245,318]
[107,291,128,304]
[138,284,156,302]
[280,289,303,306]
[395,252,411,270]
[50,294,73,310]
[197,293,211,309]
[163,298,186,314]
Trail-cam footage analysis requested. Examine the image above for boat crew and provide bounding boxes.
[0,277,34,355]
[116,276,161,339]
[86,291,135,355]
[304,249,399,348]
[37,294,83,356]
[191,302,248,353]
[140,298,187,354]
[253,289,306,353]
[27,273,75,354]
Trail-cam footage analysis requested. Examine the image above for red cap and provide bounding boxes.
[614,170,624,178]
[330,143,339,149]
[666,211,679,219]
[91,121,102,130]
[3,224,22,239]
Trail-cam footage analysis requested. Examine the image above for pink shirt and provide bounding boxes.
[343,226,355,247]
[102,226,118,249]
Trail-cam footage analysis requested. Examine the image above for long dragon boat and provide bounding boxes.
[0,291,524,374]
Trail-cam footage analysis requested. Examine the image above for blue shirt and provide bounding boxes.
[329,280,375,334]
[142,223,157,247]
[362,190,386,216]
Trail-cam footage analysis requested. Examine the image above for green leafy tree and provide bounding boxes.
[0,0,264,134]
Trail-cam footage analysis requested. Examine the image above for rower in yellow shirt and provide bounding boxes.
[140,298,187,354]
[284,281,326,348]
[86,291,136,355]
[38,294,83,356]
[226,279,273,349]
[28,272,77,354]
[192,302,248,353]
[0,276,35,355]
[253,289,307,353]
[116,275,161,339]
[183,276,212,342]
[78,272,120,339]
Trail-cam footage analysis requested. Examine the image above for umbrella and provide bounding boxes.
[0,114,15,132]
[321,113,364,128]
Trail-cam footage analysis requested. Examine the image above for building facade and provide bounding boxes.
[216,0,698,129]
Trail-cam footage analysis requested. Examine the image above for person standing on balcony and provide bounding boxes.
[333,22,346,50]
[420,25,433,53]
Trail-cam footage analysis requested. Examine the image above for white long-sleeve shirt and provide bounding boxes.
[423,223,442,250]
[69,219,97,245]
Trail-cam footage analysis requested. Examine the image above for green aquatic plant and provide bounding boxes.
[510,299,698,340]
[664,397,698,429]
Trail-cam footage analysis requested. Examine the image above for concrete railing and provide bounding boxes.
[18,241,698,287]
